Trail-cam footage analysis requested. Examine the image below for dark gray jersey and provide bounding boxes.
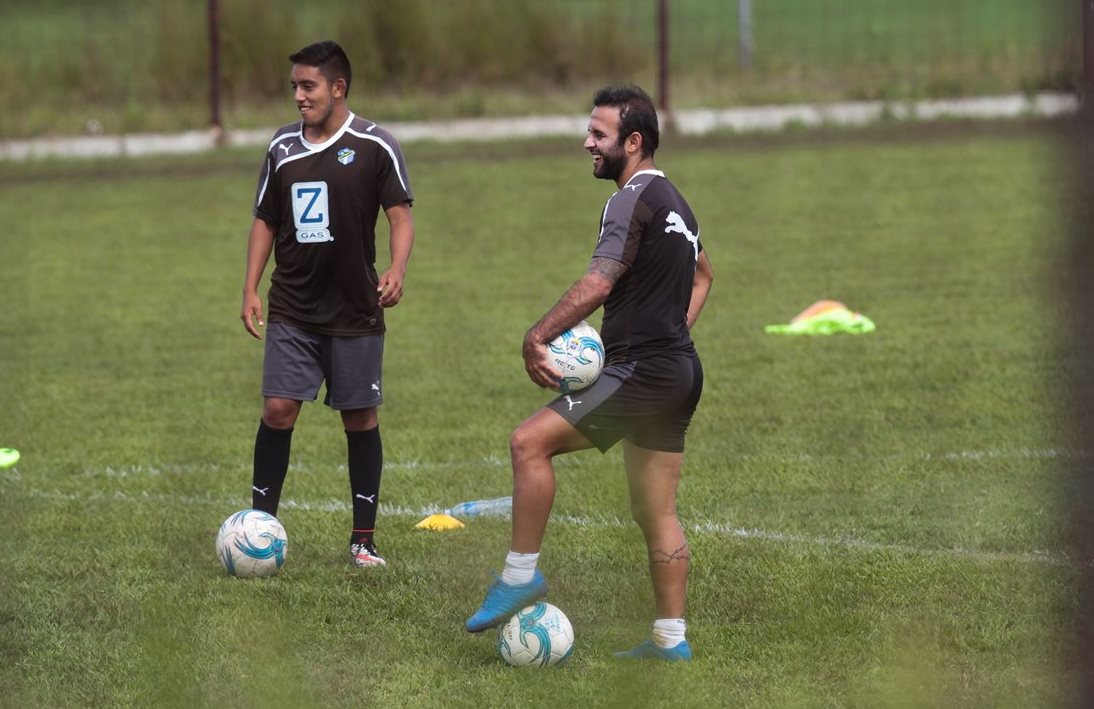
[253,113,413,336]
[592,170,701,362]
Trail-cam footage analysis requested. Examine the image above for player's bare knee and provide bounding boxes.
[262,411,296,429]
[262,399,299,429]
[341,407,378,431]
[510,423,553,466]
[509,425,535,465]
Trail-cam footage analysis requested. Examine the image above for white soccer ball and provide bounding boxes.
[497,602,575,667]
[547,320,605,394]
[215,509,288,578]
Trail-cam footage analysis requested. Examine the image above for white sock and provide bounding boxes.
[500,550,539,585]
[651,618,687,649]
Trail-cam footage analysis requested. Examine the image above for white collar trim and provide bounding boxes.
[624,169,664,187]
[300,112,355,151]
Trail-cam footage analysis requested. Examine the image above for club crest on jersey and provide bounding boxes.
[337,148,356,165]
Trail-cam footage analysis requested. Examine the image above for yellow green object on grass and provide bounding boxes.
[0,448,20,469]
[415,513,465,531]
[765,300,876,335]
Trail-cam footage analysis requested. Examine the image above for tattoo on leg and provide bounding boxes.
[650,545,690,565]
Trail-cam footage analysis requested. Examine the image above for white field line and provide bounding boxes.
[3,483,1072,568]
[923,447,1070,461]
[0,92,1078,161]
[57,455,510,479]
[0,445,1065,483]
[0,446,1067,483]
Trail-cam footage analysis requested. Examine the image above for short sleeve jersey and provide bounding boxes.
[253,113,414,336]
[592,169,702,363]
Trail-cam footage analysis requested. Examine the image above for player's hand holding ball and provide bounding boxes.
[523,321,605,393]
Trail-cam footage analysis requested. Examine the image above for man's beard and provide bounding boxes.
[594,145,627,182]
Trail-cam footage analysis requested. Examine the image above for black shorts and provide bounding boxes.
[547,351,703,453]
[262,321,384,410]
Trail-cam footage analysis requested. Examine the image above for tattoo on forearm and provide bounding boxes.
[588,257,627,285]
[649,545,690,565]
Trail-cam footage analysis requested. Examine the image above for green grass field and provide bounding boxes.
[0,120,1080,706]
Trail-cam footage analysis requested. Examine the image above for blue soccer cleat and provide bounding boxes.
[465,570,548,633]
[613,639,693,662]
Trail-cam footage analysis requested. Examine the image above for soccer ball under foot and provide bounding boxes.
[497,602,574,667]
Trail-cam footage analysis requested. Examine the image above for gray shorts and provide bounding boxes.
[262,321,384,410]
[547,351,703,453]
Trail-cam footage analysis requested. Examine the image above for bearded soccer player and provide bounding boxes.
[465,85,714,661]
[240,40,415,568]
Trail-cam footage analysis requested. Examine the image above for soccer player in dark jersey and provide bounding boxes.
[466,85,714,661]
[240,40,415,568]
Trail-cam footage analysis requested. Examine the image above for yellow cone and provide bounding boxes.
[415,513,465,531]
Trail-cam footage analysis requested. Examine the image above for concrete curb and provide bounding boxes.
[0,92,1079,162]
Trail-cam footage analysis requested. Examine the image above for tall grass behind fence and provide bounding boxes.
[0,0,1081,139]
[665,0,1080,103]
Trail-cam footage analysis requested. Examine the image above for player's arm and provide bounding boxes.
[378,202,414,308]
[686,249,714,330]
[241,217,276,339]
[522,257,626,389]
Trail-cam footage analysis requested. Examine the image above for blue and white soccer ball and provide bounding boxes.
[548,320,605,394]
[215,509,288,578]
[497,602,575,667]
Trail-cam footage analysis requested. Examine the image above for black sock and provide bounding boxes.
[252,420,293,515]
[347,426,382,545]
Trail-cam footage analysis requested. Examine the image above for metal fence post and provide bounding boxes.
[738,0,753,69]
[657,0,671,125]
[1085,0,1094,96]
[208,0,224,144]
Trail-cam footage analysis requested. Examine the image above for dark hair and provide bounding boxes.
[592,84,659,157]
[289,40,352,96]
